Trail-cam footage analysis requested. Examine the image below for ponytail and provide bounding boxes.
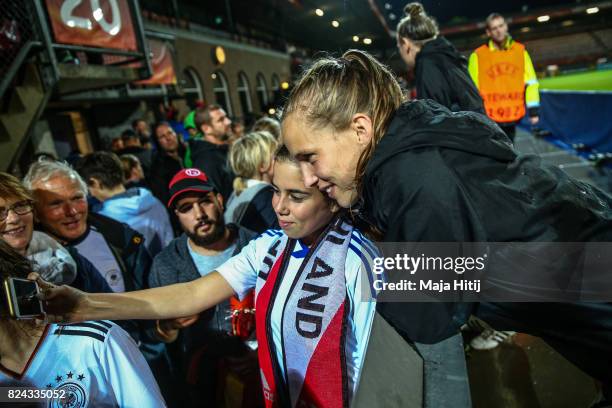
[281,49,403,193]
[233,177,248,196]
[396,2,439,45]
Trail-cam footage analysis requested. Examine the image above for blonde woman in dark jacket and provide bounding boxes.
[278,49,612,406]
[225,131,279,233]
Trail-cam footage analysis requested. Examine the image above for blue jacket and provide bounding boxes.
[97,187,174,256]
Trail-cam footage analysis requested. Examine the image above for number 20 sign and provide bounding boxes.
[45,0,138,51]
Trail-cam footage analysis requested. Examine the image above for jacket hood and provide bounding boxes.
[102,187,158,217]
[366,100,517,177]
[419,36,466,65]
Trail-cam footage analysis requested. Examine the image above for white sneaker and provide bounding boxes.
[470,329,516,350]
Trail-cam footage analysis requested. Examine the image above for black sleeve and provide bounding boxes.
[448,65,486,114]
[367,153,482,343]
[122,237,165,348]
[417,59,485,114]
[239,186,279,233]
[415,59,454,110]
[148,162,170,205]
[129,237,152,290]
[257,187,280,230]
[147,166,168,203]
[373,153,486,242]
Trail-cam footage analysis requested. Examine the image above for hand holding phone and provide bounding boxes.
[2,277,45,319]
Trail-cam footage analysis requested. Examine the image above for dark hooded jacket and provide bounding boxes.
[414,36,485,114]
[149,142,187,207]
[149,142,187,235]
[363,99,612,343]
[189,139,235,201]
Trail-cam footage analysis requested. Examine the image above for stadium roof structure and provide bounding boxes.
[144,1,608,51]
[141,0,610,71]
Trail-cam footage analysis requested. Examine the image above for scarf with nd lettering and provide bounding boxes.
[255,217,353,408]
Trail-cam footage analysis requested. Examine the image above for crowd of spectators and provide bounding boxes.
[0,106,282,407]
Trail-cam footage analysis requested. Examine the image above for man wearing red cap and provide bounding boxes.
[148,168,257,406]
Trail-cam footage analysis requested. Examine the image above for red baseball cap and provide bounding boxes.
[167,168,216,208]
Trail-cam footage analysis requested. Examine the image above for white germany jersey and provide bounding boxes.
[0,321,166,408]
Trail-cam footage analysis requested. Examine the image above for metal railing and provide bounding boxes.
[1,0,154,100]
[0,1,39,99]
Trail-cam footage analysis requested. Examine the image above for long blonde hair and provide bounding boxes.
[229,131,278,195]
[281,49,404,190]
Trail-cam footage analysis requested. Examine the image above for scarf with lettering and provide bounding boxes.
[255,217,353,408]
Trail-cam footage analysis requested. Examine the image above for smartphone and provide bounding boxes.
[2,277,44,319]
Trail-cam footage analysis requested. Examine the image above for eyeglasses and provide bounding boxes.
[0,200,34,221]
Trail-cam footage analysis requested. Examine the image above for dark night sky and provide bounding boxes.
[169,0,591,51]
[376,0,579,24]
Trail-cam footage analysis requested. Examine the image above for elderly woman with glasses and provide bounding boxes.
[0,172,111,292]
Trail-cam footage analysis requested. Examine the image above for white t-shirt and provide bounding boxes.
[0,321,166,408]
[74,227,125,292]
[216,228,379,395]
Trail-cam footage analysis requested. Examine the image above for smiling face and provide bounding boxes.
[32,174,88,242]
[271,160,336,244]
[0,196,34,255]
[282,114,371,209]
